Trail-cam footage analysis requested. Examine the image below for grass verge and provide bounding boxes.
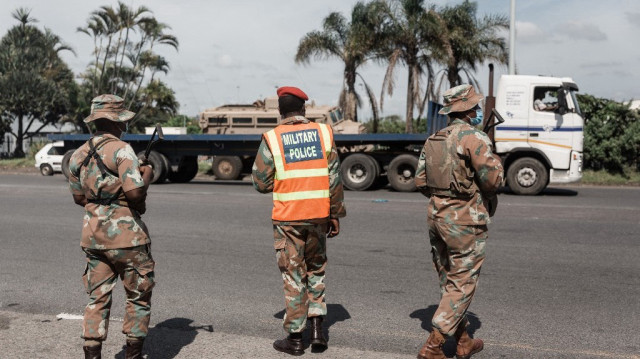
[581,169,640,186]
[0,158,35,168]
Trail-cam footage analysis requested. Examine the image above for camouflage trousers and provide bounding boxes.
[81,244,155,341]
[428,221,487,336]
[274,224,328,333]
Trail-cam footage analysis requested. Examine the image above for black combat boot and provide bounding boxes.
[309,316,328,350]
[83,342,102,359]
[125,337,145,359]
[273,333,304,356]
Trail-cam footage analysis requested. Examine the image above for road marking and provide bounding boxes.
[56,313,122,322]
[1,183,638,211]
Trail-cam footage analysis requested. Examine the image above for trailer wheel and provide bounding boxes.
[506,157,548,195]
[61,150,75,179]
[212,156,243,180]
[40,163,54,176]
[138,150,168,184]
[387,154,418,192]
[340,154,379,191]
[168,156,198,183]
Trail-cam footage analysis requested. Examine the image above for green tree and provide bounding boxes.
[295,1,387,123]
[437,1,508,91]
[379,0,451,133]
[0,8,76,157]
[76,1,179,133]
[578,94,640,173]
[164,115,201,134]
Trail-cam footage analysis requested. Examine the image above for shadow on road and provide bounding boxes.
[410,305,482,357]
[499,186,578,196]
[114,317,213,359]
[274,303,351,350]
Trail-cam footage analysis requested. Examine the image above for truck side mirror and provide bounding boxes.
[557,88,568,115]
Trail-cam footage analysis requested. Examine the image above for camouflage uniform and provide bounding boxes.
[252,116,346,333]
[415,86,504,337]
[68,95,155,342]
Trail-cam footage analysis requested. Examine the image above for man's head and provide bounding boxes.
[277,86,308,117]
[438,84,484,124]
[84,94,136,136]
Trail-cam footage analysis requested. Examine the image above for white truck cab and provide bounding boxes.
[494,75,583,194]
[34,141,65,176]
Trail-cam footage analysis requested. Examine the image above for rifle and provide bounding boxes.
[139,123,164,166]
[482,108,506,134]
[481,109,504,217]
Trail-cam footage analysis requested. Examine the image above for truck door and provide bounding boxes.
[528,86,573,169]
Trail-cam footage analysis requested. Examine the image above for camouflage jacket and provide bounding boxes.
[415,119,504,225]
[251,116,346,225]
[68,133,150,249]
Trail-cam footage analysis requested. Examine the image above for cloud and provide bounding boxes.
[626,12,640,28]
[560,21,607,41]
[516,21,546,44]
[217,54,239,68]
[580,61,623,69]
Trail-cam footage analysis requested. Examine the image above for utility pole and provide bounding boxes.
[509,0,516,75]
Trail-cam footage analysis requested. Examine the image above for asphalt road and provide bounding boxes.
[0,173,639,358]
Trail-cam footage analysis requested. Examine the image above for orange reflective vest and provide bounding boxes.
[264,120,333,221]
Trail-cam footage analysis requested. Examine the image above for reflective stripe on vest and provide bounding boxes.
[264,122,332,221]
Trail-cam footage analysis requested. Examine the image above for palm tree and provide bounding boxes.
[126,19,178,108]
[379,0,451,133]
[112,2,151,94]
[295,1,387,123]
[437,0,508,92]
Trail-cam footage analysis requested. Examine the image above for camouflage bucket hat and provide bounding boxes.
[438,84,484,115]
[83,94,136,123]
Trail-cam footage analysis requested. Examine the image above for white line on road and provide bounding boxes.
[2,183,638,211]
[56,312,123,321]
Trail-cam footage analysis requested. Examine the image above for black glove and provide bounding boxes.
[485,195,498,217]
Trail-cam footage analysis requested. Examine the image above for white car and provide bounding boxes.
[34,142,65,176]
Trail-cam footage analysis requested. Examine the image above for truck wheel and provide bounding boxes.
[168,156,198,183]
[61,150,75,179]
[139,150,168,184]
[340,154,379,191]
[506,157,548,195]
[212,156,242,180]
[40,163,54,176]
[387,154,418,192]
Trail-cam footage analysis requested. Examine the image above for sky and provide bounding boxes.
[1,0,639,122]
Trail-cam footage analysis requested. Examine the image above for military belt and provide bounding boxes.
[87,198,129,207]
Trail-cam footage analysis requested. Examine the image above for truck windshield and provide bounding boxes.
[330,109,343,124]
[569,90,582,116]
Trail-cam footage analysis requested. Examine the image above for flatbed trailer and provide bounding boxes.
[49,133,428,192]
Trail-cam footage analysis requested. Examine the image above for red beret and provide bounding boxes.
[276,86,308,101]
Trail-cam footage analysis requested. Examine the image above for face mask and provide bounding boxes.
[469,108,483,126]
[119,123,129,139]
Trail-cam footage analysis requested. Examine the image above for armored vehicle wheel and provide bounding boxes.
[387,154,418,192]
[506,157,548,195]
[340,154,379,191]
[168,156,198,183]
[61,150,75,179]
[40,163,54,176]
[212,156,242,180]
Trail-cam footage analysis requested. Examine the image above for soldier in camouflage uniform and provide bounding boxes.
[414,84,504,359]
[252,86,346,356]
[68,95,155,359]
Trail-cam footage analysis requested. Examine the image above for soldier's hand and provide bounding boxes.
[138,154,149,167]
[327,218,340,238]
